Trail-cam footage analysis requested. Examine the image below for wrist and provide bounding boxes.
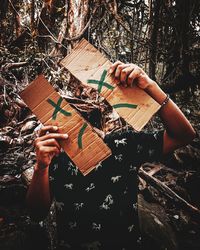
[145,80,158,93]
[144,81,168,105]
[34,162,49,171]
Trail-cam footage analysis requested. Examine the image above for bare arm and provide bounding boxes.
[26,125,68,221]
[145,82,196,154]
[109,61,196,155]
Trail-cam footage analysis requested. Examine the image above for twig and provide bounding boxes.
[139,165,200,219]
[38,15,68,50]
[104,0,131,34]
[1,61,28,71]
[3,85,8,105]
[8,0,20,16]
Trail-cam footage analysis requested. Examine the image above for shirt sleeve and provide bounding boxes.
[48,152,70,194]
[131,129,164,163]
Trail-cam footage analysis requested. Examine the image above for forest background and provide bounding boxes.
[0,1,200,250]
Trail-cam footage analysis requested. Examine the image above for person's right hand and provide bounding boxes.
[34,125,68,170]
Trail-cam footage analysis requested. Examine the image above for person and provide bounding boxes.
[26,61,196,250]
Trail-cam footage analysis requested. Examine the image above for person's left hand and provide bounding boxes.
[109,61,155,90]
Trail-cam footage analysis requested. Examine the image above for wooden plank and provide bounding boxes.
[60,38,161,131]
[20,75,111,176]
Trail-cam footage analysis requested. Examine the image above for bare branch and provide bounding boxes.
[139,165,200,220]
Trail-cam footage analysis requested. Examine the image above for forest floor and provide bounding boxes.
[0,50,200,250]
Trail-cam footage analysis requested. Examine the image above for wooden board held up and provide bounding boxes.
[20,75,111,176]
[60,38,161,131]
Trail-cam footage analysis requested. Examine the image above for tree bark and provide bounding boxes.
[148,0,162,81]
[179,0,190,74]
[37,0,56,49]
[30,0,35,34]
[67,0,90,50]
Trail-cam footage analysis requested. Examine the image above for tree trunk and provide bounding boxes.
[148,0,162,81]
[30,0,35,34]
[10,0,22,38]
[67,0,90,50]
[37,0,56,50]
[0,0,9,45]
[179,0,190,74]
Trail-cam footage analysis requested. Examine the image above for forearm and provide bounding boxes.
[26,164,51,221]
[145,81,196,141]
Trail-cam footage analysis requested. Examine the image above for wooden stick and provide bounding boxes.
[139,166,200,219]
[2,61,28,71]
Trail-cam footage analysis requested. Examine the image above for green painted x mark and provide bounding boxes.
[47,97,72,120]
[87,70,114,93]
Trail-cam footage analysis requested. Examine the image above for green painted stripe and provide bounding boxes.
[98,70,107,93]
[112,103,138,109]
[87,80,114,90]
[52,97,63,120]
[103,82,115,90]
[100,70,108,81]
[59,107,72,117]
[87,70,114,93]
[78,122,88,149]
[87,79,100,84]
[47,98,72,120]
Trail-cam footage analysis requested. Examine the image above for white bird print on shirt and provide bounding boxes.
[85,183,95,192]
[114,138,127,147]
[92,223,101,231]
[53,163,58,171]
[69,221,77,229]
[74,202,84,210]
[67,161,78,175]
[128,224,134,232]
[100,194,114,210]
[64,183,73,190]
[114,154,123,162]
[95,162,102,171]
[111,175,121,183]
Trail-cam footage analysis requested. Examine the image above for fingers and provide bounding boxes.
[109,61,130,80]
[35,126,68,168]
[127,67,143,86]
[35,137,62,157]
[114,64,130,80]
[35,138,61,151]
[109,62,144,87]
[35,136,63,164]
[35,126,68,152]
[38,125,59,137]
[38,146,60,156]
[120,66,134,84]
[109,61,123,74]
[38,133,68,142]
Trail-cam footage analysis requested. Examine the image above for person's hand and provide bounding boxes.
[34,125,68,170]
[109,61,156,90]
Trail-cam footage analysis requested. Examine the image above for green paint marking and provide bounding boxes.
[112,103,138,109]
[87,70,114,93]
[78,122,88,149]
[47,97,72,120]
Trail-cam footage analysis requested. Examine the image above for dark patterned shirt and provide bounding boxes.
[49,128,164,250]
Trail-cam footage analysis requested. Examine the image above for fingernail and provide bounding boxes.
[53,126,58,130]
[64,134,68,139]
